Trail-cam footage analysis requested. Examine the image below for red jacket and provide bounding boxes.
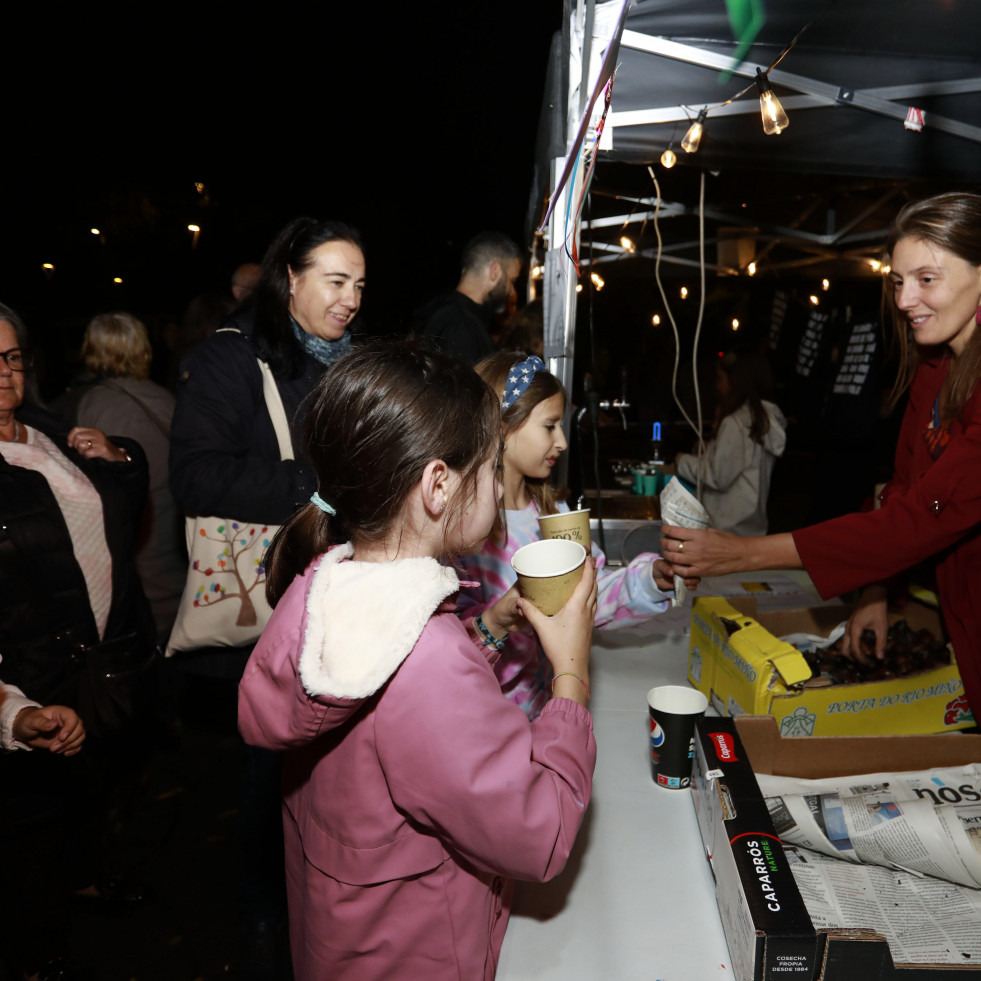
[794,355,981,716]
[238,547,596,980]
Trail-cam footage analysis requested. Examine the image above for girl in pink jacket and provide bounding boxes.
[238,344,597,980]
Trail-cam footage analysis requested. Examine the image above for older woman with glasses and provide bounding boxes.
[0,302,157,981]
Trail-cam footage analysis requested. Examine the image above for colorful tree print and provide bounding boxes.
[191,522,271,627]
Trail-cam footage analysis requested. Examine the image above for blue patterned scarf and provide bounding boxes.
[290,315,354,367]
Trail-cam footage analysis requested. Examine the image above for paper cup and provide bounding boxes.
[511,539,587,616]
[538,509,591,550]
[647,685,709,789]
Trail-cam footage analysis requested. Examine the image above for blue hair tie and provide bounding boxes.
[310,491,336,516]
[500,355,547,412]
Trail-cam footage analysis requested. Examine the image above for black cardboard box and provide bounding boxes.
[692,715,981,980]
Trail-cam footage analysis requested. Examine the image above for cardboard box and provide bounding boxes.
[693,715,981,980]
[688,596,974,736]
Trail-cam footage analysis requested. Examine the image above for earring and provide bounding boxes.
[439,503,445,513]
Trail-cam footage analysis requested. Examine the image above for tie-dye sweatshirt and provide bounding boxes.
[457,501,672,717]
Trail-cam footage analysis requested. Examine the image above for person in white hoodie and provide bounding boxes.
[675,345,787,536]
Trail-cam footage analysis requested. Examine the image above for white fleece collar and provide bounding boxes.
[299,543,462,700]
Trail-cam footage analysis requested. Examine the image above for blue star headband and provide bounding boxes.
[500,355,547,412]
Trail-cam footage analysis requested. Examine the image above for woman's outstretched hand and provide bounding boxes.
[659,525,748,578]
[519,557,597,706]
[659,526,801,579]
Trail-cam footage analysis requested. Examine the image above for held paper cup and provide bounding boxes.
[537,509,591,550]
[510,539,587,616]
[646,685,709,790]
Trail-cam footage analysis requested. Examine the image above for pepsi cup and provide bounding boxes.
[647,685,709,789]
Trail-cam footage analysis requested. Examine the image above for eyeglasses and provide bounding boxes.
[0,348,32,371]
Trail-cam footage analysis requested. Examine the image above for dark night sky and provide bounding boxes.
[2,3,563,372]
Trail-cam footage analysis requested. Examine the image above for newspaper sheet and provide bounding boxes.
[756,765,981,966]
[659,477,708,607]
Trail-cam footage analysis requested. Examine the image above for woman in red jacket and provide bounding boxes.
[661,192,981,718]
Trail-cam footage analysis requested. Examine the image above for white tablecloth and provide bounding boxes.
[497,572,823,981]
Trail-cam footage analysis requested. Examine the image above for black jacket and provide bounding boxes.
[169,310,319,525]
[0,405,154,703]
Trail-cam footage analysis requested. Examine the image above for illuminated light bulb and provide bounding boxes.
[531,265,543,280]
[113,277,123,284]
[42,262,54,270]
[195,182,206,194]
[681,109,707,154]
[809,295,819,306]
[619,236,636,253]
[576,283,583,293]
[651,314,661,326]
[590,272,605,291]
[869,259,881,271]
[882,264,891,275]
[680,286,688,299]
[90,228,100,236]
[732,319,740,330]
[187,224,200,232]
[660,146,677,169]
[747,262,757,276]
[822,278,830,291]
[756,69,789,135]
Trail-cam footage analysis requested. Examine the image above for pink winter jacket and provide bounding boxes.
[238,545,596,981]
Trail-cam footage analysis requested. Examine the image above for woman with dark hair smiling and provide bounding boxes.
[169,216,366,976]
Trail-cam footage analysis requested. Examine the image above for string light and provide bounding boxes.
[869,259,882,271]
[590,272,605,291]
[576,283,583,293]
[531,265,544,280]
[680,286,688,299]
[41,262,54,270]
[681,109,707,154]
[619,236,636,253]
[821,278,830,291]
[660,145,677,169]
[113,277,123,284]
[755,68,789,135]
[731,318,740,330]
[90,228,100,236]
[747,262,757,276]
[651,314,661,326]
[809,295,819,305]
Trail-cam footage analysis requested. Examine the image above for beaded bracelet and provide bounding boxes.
[551,672,590,699]
[474,614,508,651]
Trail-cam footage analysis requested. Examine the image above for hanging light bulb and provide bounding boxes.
[651,314,661,326]
[681,109,707,154]
[821,278,830,291]
[660,145,677,169]
[619,235,636,253]
[590,272,605,291]
[755,68,789,135]
[747,261,757,276]
[679,286,688,300]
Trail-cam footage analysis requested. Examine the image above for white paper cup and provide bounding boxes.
[510,539,587,616]
[647,685,709,789]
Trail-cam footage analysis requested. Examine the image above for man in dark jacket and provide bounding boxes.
[417,231,523,365]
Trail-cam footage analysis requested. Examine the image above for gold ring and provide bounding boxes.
[677,541,685,553]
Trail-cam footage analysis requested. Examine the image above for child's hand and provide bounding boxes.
[519,558,597,705]
[13,705,86,756]
[652,558,699,593]
[482,585,527,638]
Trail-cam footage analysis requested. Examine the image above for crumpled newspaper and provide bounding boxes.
[659,476,709,606]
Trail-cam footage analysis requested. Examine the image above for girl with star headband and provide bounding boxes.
[458,351,687,719]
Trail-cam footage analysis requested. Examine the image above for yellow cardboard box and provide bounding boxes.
[688,596,974,736]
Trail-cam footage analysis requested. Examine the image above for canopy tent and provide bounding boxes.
[532,0,981,393]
